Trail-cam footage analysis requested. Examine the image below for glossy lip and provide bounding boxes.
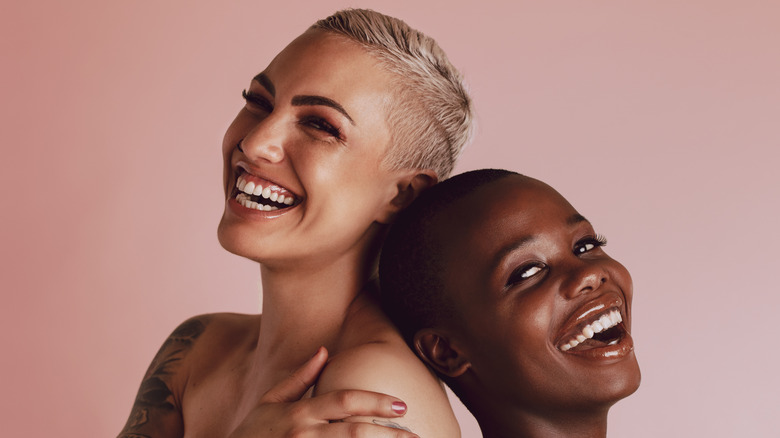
[226,161,304,219]
[554,291,634,361]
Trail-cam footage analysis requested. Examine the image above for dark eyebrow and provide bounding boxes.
[567,213,590,226]
[252,73,275,97]
[291,95,355,125]
[492,214,589,268]
[492,235,537,269]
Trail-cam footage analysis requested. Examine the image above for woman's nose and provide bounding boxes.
[238,118,285,164]
[561,261,608,299]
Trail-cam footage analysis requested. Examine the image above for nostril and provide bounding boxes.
[236,140,244,152]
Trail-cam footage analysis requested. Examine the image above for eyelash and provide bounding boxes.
[298,115,343,140]
[573,234,608,255]
[504,234,608,288]
[241,90,343,140]
[241,89,273,112]
[505,261,546,288]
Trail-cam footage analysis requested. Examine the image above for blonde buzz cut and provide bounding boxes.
[312,9,473,179]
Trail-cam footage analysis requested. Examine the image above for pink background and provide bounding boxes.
[2,1,778,436]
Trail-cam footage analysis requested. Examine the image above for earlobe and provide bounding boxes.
[414,330,471,378]
[376,170,438,224]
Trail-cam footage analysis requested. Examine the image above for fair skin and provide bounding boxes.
[119,29,460,438]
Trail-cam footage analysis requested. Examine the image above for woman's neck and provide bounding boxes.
[252,233,382,369]
[476,405,609,438]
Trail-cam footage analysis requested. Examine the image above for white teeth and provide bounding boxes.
[235,174,297,207]
[559,309,623,352]
[583,326,595,338]
[235,193,278,212]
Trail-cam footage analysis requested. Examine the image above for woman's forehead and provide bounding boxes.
[265,30,381,84]
[459,177,572,221]
[259,30,394,120]
[438,177,579,252]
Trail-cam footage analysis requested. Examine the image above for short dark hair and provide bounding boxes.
[379,169,519,345]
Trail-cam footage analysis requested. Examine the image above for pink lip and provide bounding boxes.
[225,162,303,219]
[226,197,297,219]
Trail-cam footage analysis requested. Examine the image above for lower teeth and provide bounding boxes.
[236,193,280,211]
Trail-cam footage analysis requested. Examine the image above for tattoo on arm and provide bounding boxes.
[118,317,210,438]
[373,419,413,432]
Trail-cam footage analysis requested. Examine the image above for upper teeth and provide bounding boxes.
[236,174,295,205]
[559,309,622,351]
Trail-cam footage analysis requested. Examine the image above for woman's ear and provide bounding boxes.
[413,329,471,378]
[376,169,437,224]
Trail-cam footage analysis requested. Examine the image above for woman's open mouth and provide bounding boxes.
[232,171,301,212]
[556,300,634,360]
[559,309,625,352]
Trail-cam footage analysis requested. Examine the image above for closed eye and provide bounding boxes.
[299,115,343,140]
[242,89,273,113]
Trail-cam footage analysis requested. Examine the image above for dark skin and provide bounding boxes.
[413,175,641,438]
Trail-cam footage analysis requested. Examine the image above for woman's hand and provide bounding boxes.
[228,347,419,438]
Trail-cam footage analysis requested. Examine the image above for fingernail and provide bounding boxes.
[391,401,407,414]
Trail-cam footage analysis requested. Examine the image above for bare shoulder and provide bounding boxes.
[316,334,461,438]
[118,313,260,438]
[156,313,259,369]
[184,312,260,354]
[180,312,261,381]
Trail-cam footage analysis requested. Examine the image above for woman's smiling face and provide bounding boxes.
[218,30,406,267]
[436,175,640,414]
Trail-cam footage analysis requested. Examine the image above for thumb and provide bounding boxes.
[260,346,328,404]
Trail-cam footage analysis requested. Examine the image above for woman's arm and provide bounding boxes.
[117,316,210,438]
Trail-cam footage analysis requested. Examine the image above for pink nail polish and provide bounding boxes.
[391,401,407,414]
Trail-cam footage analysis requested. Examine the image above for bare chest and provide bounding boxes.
[180,359,298,438]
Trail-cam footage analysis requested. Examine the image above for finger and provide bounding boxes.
[312,421,420,438]
[260,346,329,403]
[304,389,409,421]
